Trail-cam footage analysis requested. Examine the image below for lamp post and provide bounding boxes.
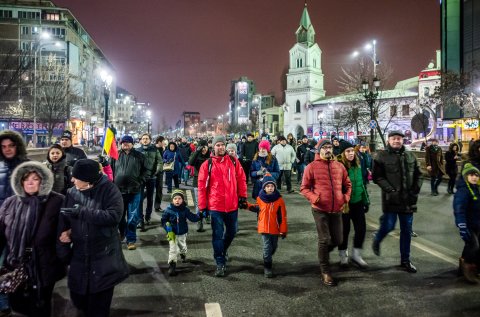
[317,111,324,139]
[100,71,113,134]
[362,77,381,152]
[352,39,378,77]
[79,110,86,145]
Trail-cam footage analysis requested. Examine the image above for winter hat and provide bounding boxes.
[316,138,332,149]
[388,130,405,138]
[226,143,237,152]
[198,139,208,147]
[261,173,277,190]
[121,135,134,144]
[462,163,480,179]
[212,135,226,146]
[302,135,308,140]
[61,130,72,140]
[338,140,354,154]
[277,135,287,142]
[72,159,102,184]
[259,140,271,152]
[171,189,185,201]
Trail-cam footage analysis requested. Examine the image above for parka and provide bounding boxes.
[161,203,200,235]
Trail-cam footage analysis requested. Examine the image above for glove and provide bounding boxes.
[60,204,80,218]
[458,223,471,242]
[256,170,264,176]
[201,210,208,219]
[238,197,248,209]
[280,233,287,240]
[167,231,176,241]
[165,222,172,232]
[247,203,259,213]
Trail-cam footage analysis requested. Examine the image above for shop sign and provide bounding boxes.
[463,119,479,130]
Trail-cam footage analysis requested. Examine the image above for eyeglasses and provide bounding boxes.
[321,146,333,150]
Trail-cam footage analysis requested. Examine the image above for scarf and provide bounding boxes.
[258,189,281,203]
[7,195,40,266]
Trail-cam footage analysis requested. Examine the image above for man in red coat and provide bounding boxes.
[300,139,351,287]
[198,135,247,277]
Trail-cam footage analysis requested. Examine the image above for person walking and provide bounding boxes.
[110,135,147,250]
[271,136,296,193]
[177,137,192,185]
[371,131,423,273]
[154,136,165,212]
[0,161,65,317]
[240,134,258,185]
[137,133,161,230]
[300,139,352,286]
[250,140,279,199]
[188,140,211,232]
[44,144,72,195]
[445,142,460,194]
[57,159,129,317]
[59,130,87,167]
[197,135,247,277]
[337,140,370,268]
[295,135,309,184]
[163,142,184,193]
[425,138,446,195]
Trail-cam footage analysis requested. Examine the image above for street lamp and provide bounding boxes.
[362,77,381,152]
[79,110,86,145]
[100,70,113,133]
[352,39,379,78]
[317,111,324,139]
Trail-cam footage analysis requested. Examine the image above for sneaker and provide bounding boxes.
[180,254,187,263]
[127,242,136,250]
[372,239,380,256]
[168,261,177,276]
[215,265,226,277]
[400,261,417,273]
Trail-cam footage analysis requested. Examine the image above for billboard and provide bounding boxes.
[236,82,249,118]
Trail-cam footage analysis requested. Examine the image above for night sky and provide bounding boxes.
[53,0,440,130]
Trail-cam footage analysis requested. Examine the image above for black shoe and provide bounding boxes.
[372,239,380,256]
[168,261,177,276]
[215,265,226,277]
[401,261,417,273]
[155,207,164,213]
[137,221,145,231]
[264,261,273,278]
[145,219,151,226]
[180,254,187,263]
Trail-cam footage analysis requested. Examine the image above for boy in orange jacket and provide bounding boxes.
[246,174,287,278]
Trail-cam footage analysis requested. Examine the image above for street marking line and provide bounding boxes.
[366,220,458,266]
[186,189,195,206]
[205,303,223,317]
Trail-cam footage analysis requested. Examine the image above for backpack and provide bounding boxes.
[205,156,236,189]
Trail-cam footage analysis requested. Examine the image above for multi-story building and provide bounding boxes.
[0,0,116,144]
[229,76,256,126]
[114,87,137,136]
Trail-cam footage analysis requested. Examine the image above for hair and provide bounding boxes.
[155,136,164,144]
[468,140,480,163]
[48,143,65,156]
[449,142,459,152]
[354,144,361,154]
[339,150,359,169]
[253,152,273,165]
[21,171,41,184]
[141,133,152,140]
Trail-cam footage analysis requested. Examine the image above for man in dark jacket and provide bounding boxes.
[241,134,258,185]
[372,130,423,273]
[60,130,87,167]
[425,139,445,196]
[177,137,192,185]
[111,135,147,250]
[154,136,165,212]
[296,135,309,183]
[137,133,161,230]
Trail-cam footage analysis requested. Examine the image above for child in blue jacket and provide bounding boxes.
[161,189,200,276]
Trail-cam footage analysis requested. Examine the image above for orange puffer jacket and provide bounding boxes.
[253,197,287,235]
[300,157,351,212]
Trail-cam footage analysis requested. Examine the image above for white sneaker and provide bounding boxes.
[339,249,349,266]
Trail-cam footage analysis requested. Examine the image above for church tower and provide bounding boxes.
[284,3,325,139]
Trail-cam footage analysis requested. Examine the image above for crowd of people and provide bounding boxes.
[0,127,479,315]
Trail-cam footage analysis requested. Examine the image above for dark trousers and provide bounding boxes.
[242,160,252,184]
[165,172,179,191]
[9,284,55,317]
[312,210,343,274]
[141,177,156,221]
[277,170,292,191]
[448,172,457,192]
[297,163,306,182]
[338,202,367,250]
[154,172,164,209]
[463,229,480,264]
[210,210,238,266]
[262,234,279,263]
[70,287,114,317]
[430,175,443,192]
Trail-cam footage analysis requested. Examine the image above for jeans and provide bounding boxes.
[141,178,156,221]
[339,202,367,250]
[210,210,238,266]
[375,212,413,263]
[154,172,164,210]
[277,170,292,191]
[297,163,306,182]
[312,210,343,274]
[165,172,179,191]
[119,193,142,243]
[262,234,279,263]
[430,175,443,193]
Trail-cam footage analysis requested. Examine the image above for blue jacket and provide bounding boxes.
[250,155,280,199]
[163,143,185,176]
[453,180,480,231]
[161,203,200,235]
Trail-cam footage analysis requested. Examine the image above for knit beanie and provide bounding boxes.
[72,159,102,184]
[212,135,226,146]
[61,130,72,140]
[262,173,276,190]
[463,163,480,200]
[259,140,271,152]
[226,143,237,152]
[316,138,332,149]
[338,140,354,154]
[171,189,185,201]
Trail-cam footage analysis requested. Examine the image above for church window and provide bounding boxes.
[313,59,316,68]
[390,105,397,117]
[402,104,410,116]
[300,59,303,67]
[295,100,301,113]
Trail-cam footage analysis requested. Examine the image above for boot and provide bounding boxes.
[351,248,368,269]
[197,220,205,232]
[168,261,176,276]
[339,249,349,267]
[264,261,273,278]
[462,261,480,284]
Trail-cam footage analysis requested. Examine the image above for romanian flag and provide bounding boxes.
[103,128,119,160]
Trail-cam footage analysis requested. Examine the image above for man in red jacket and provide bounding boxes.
[198,135,247,277]
[300,138,351,287]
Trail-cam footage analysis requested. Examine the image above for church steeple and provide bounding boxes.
[295,2,315,47]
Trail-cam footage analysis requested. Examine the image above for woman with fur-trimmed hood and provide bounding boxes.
[0,161,65,316]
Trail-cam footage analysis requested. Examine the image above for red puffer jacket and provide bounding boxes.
[198,155,247,212]
[300,157,351,212]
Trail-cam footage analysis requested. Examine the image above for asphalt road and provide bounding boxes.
[50,179,480,317]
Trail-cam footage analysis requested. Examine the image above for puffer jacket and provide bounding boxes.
[453,180,480,231]
[372,145,423,213]
[255,196,287,235]
[197,154,247,212]
[271,144,296,170]
[163,142,185,175]
[57,175,129,295]
[137,144,161,179]
[111,149,146,194]
[300,157,351,212]
[0,161,65,288]
[44,156,72,194]
[64,146,87,167]
[160,203,200,235]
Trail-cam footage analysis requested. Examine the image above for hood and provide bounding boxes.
[0,130,27,161]
[167,142,178,152]
[11,161,54,197]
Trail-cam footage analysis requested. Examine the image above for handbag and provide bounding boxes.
[0,247,32,294]
[164,153,176,172]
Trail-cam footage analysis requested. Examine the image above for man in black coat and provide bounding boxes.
[240,134,258,185]
[296,135,309,183]
[60,130,87,167]
[372,130,423,273]
[177,137,192,185]
[154,136,165,212]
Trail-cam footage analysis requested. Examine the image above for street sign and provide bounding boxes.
[369,120,377,129]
